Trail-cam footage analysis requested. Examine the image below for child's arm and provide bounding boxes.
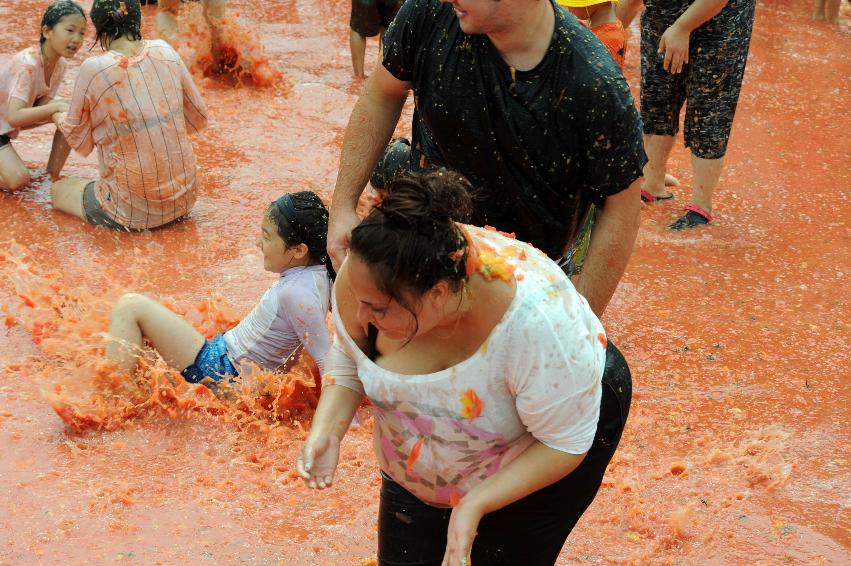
[57,63,95,156]
[282,291,332,375]
[6,97,68,130]
[178,57,209,134]
[46,129,72,181]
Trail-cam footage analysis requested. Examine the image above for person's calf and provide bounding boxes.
[1,168,31,191]
[106,293,147,374]
[813,0,827,20]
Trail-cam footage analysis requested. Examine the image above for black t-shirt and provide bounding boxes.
[382,0,646,259]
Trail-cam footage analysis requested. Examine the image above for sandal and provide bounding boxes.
[641,189,674,203]
[668,204,713,230]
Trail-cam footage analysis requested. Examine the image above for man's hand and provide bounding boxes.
[658,22,690,74]
[327,206,362,270]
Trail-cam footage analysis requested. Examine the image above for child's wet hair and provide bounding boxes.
[90,0,142,51]
[268,191,332,275]
[350,168,474,308]
[40,1,86,45]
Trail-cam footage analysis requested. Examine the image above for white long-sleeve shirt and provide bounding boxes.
[224,265,331,374]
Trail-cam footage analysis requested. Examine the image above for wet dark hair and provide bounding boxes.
[350,168,474,319]
[267,191,333,278]
[90,0,142,51]
[40,1,86,46]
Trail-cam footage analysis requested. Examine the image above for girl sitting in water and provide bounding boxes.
[106,191,333,391]
[0,1,86,191]
[51,0,209,230]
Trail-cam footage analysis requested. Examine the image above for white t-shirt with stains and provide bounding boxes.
[329,226,607,507]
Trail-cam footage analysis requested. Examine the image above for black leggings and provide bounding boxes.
[377,344,632,566]
[640,0,756,159]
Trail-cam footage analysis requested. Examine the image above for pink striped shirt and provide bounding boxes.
[0,46,66,138]
[60,40,208,229]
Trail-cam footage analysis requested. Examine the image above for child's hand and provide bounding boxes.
[51,100,70,115]
[658,22,690,74]
[51,112,66,127]
[296,434,341,489]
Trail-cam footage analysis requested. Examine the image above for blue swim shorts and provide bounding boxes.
[181,334,239,386]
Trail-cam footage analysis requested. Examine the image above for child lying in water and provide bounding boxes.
[106,191,333,391]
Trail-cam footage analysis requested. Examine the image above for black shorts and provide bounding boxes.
[376,343,632,565]
[0,134,10,149]
[350,0,402,38]
[640,0,756,159]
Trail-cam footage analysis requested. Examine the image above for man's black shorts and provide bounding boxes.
[350,0,402,38]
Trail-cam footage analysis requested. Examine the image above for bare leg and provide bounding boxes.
[813,0,826,20]
[642,133,676,197]
[107,293,206,374]
[203,0,227,65]
[825,0,841,22]
[350,30,367,78]
[157,0,180,44]
[50,176,90,220]
[0,143,31,191]
[689,153,724,214]
[46,130,71,181]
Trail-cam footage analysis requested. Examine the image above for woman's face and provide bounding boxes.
[346,255,448,342]
[43,14,86,59]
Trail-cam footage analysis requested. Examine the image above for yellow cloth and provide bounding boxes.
[556,0,618,7]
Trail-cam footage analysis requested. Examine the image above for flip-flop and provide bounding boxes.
[668,204,713,230]
[641,189,674,202]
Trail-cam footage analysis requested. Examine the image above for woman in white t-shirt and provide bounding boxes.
[297,169,632,565]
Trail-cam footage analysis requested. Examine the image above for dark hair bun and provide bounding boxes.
[378,168,474,234]
[350,168,474,303]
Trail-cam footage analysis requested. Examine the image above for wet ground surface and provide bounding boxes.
[0,0,849,563]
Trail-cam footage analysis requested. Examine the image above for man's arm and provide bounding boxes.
[328,66,410,269]
[575,178,641,317]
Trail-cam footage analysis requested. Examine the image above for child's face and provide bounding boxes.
[43,14,87,59]
[257,215,303,274]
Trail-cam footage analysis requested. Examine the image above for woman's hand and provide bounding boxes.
[51,111,66,127]
[658,22,691,74]
[441,499,485,566]
[296,434,341,489]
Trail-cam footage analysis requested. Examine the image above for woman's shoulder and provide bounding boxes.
[332,262,371,354]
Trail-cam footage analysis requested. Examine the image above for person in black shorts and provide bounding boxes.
[328,0,646,318]
[634,0,756,229]
[350,0,403,78]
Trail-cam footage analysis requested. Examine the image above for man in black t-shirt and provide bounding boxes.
[328,0,646,317]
